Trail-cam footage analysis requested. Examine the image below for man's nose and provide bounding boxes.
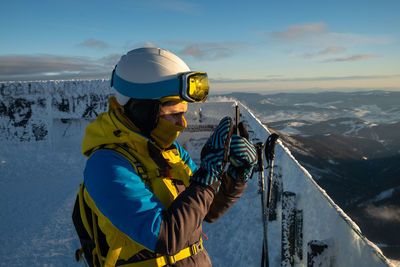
[176,115,185,127]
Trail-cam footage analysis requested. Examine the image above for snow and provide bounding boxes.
[0,80,396,266]
[346,104,398,125]
[255,98,400,128]
[374,189,396,202]
[353,107,372,117]
[276,122,306,135]
[0,138,85,265]
[279,126,302,135]
[261,111,332,123]
[288,122,306,128]
[340,120,368,135]
[359,188,398,208]
[328,159,339,165]
[293,101,342,109]
[260,98,275,105]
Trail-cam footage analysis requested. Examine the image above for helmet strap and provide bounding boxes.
[123,99,161,137]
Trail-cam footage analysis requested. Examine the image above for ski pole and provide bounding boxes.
[258,133,279,267]
[255,142,269,267]
[265,133,279,212]
[234,104,240,135]
[229,105,239,166]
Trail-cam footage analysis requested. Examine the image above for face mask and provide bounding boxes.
[150,117,186,148]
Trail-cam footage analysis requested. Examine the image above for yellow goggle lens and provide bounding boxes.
[187,73,209,102]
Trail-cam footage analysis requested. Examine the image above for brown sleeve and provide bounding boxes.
[155,182,218,255]
[204,172,247,223]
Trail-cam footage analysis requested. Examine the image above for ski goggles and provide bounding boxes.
[111,70,209,103]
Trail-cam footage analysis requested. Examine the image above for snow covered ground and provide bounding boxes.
[0,136,86,265]
[0,81,397,266]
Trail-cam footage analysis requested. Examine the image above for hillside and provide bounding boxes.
[222,91,400,260]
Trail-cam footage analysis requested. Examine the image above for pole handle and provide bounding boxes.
[255,142,265,172]
[265,133,279,164]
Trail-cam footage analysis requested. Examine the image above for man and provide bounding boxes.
[73,47,257,266]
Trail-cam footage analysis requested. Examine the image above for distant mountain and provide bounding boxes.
[220,90,400,260]
[220,90,400,125]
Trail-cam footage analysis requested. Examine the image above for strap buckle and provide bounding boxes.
[75,248,84,262]
[167,255,176,265]
[190,240,204,255]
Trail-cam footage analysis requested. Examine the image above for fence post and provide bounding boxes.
[282,191,296,266]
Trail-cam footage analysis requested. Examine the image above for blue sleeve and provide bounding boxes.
[174,141,198,174]
[84,149,164,251]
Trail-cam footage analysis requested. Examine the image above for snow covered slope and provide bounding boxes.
[180,101,393,267]
[0,81,395,266]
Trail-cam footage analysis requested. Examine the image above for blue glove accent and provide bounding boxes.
[228,123,257,181]
[191,116,233,187]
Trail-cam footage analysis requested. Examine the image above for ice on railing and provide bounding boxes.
[0,81,237,143]
[0,80,112,142]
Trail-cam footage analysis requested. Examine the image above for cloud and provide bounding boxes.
[178,42,241,60]
[269,22,390,48]
[121,41,159,52]
[99,54,122,66]
[365,204,400,222]
[78,38,110,49]
[0,54,115,81]
[271,22,327,42]
[302,46,346,58]
[324,54,380,62]
[270,23,387,62]
[142,41,158,48]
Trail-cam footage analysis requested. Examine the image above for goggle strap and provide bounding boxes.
[110,66,116,87]
[112,72,181,100]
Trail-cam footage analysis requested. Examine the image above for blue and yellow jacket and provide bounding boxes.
[78,97,247,266]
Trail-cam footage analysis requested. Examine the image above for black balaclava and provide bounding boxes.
[123,98,161,137]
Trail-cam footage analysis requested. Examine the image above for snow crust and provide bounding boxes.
[0,81,395,266]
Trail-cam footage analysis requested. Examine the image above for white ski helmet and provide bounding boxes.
[111,47,209,105]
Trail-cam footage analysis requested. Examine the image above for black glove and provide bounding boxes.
[191,117,233,189]
[228,122,257,181]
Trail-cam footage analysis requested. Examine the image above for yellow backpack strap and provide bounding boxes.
[88,144,203,266]
[155,238,204,267]
[96,144,152,188]
[91,211,105,267]
[78,183,93,240]
[103,230,125,267]
[119,239,204,267]
[86,144,148,267]
[77,181,125,267]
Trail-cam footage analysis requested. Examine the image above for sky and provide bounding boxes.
[1,0,400,93]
